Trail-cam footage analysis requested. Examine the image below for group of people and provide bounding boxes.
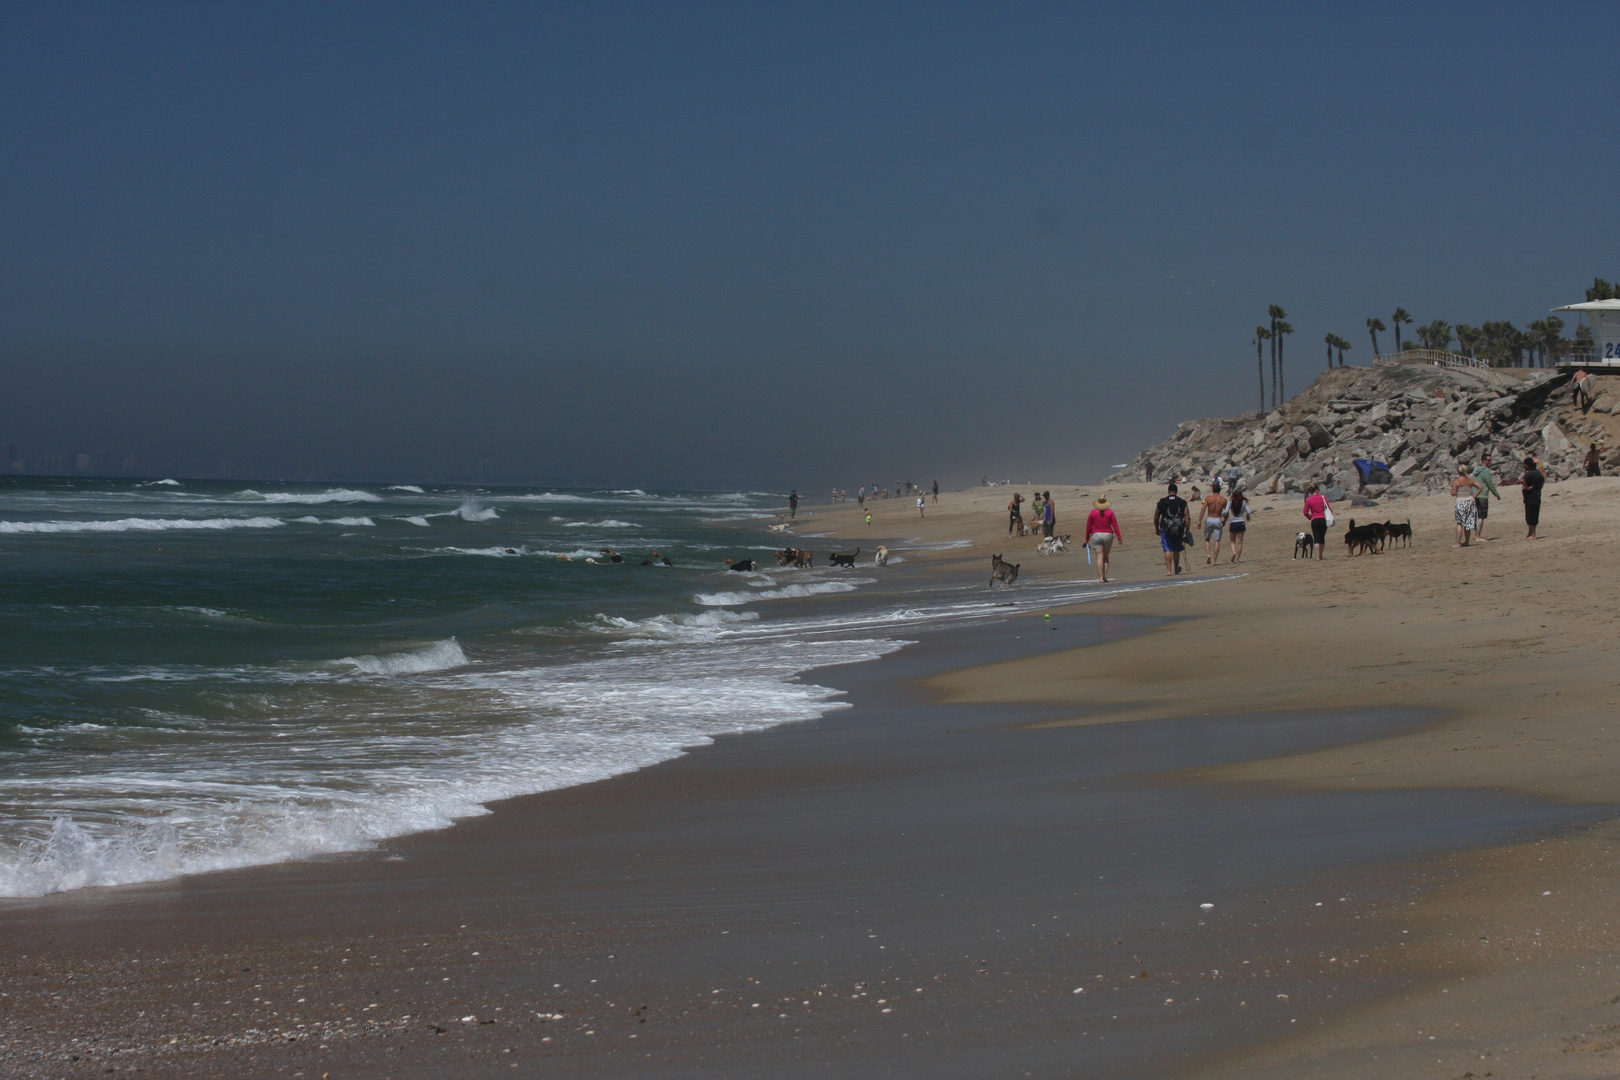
[858,481,938,508]
[1134,479,1250,575]
[1006,490,1057,538]
[1446,452,1545,545]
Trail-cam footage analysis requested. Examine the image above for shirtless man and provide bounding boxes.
[1199,480,1228,565]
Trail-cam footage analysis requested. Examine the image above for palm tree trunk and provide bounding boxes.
[1269,321,1278,409]
[1256,339,1265,412]
[1278,336,1285,401]
[1368,328,1378,358]
[1326,340,1333,370]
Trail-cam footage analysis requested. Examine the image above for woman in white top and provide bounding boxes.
[1225,486,1249,564]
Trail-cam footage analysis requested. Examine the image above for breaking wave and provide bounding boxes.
[0,516,285,534]
[337,639,470,676]
[235,488,384,504]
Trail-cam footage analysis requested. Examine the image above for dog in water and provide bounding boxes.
[874,545,889,566]
[1036,534,1072,556]
[828,548,861,568]
[727,558,758,572]
[1293,532,1314,560]
[990,553,1020,586]
[1384,520,1412,548]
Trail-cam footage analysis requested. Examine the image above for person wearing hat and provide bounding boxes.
[1084,495,1123,584]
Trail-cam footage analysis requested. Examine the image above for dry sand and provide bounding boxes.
[821,477,1620,1078]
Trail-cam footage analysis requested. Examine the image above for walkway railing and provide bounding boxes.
[1373,348,1490,369]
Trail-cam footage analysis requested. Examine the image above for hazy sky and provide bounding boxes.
[2,2,1614,488]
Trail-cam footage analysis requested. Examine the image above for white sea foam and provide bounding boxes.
[144,479,181,487]
[561,519,639,528]
[0,516,285,534]
[454,501,499,522]
[693,580,865,606]
[235,488,383,504]
[427,546,528,558]
[293,515,376,527]
[388,485,426,493]
[402,516,432,527]
[338,639,470,675]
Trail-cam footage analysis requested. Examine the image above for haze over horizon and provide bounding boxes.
[3,1,1614,490]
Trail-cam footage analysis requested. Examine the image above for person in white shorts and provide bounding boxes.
[1084,495,1123,584]
[1199,480,1227,566]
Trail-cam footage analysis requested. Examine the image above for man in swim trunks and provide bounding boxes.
[1199,479,1227,565]
[1153,482,1190,576]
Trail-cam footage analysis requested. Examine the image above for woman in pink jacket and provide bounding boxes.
[1302,482,1332,560]
[1085,495,1123,583]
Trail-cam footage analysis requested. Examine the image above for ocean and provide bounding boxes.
[0,478,1159,899]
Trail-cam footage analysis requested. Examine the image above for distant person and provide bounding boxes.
[1521,455,1545,540]
[1041,491,1055,538]
[1302,482,1331,560]
[1471,453,1502,541]
[1008,492,1025,536]
[1030,491,1046,529]
[858,485,866,507]
[1085,495,1122,583]
[1154,482,1190,576]
[1573,368,1595,412]
[1226,485,1249,563]
[1199,479,1227,565]
[1450,464,1482,547]
[917,494,926,518]
[789,489,799,519]
[865,511,873,527]
[931,480,939,504]
[1587,443,1602,477]
[1225,464,1241,493]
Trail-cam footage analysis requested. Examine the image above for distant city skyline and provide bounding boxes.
[3,2,1614,488]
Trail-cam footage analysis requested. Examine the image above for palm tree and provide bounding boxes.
[1544,316,1566,366]
[1275,320,1293,401]
[1366,317,1385,358]
[1525,319,1548,366]
[1392,308,1412,352]
[1268,305,1287,408]
[1454,324,1480,359]
[1416,320,1452,352]
[1253,326,1271,412]
[1333,334,1352,367]
[1324,333,1335,370]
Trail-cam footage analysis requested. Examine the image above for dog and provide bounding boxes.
[793,548,813,568]
[1367,521,1390,552]
[768,523,792,533]
[828,549,861,568]
[1293,532,1314,560]
[874,545,889,566]
[1343,519,1381,556]
[990,553,1020,586]
[1036,533,1072,556]
[775,547,798,567]
[727,558,757,572]
[1384,520,1412,548]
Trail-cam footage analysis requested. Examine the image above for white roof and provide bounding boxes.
[1553,300,1620,312]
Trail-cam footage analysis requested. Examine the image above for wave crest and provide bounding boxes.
[338,639,470,675]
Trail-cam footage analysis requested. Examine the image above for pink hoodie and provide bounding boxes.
[1085,507,1121,541]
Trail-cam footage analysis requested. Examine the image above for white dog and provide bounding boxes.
[1036,534,1071,556]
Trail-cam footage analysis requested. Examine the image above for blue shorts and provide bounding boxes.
[1160,530,1184,553]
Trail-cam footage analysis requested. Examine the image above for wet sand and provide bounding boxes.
[8,479,1620,1078]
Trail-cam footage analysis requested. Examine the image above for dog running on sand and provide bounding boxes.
[990,554,1020,586]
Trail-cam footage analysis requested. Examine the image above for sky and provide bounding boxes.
[2,1,1615,489]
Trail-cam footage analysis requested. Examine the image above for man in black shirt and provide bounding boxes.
[1520,457,1544,540]
[1153,482,1191,576]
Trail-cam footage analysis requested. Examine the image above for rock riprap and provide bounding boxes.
[1107,362,1617,495]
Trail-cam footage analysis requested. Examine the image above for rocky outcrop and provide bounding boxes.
[1108,362,1614,496]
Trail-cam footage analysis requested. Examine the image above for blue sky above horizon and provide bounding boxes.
[2,1,1614,487]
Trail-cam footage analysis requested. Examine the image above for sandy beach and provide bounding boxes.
[6,478,1620,1078]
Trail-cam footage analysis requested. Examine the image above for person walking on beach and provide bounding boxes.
[1226,485,1249,563]
[1008,492,1024,536]
[1521,456,1545,540]
[917,493,926,519]
[932,480,938,504]
[858,485,866,508]
[1450,464,1482,547]
[1302,482,1332,560]
[1470,453,1502,541]
[789,489,799,519]
[1041,491,1055,539]
[1199,480,1227,565]
[1154,482,1190,576]
[1587,443,1602,477]
[1085,495,1122,583]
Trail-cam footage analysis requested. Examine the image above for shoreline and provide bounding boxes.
[7,479,1620,1076]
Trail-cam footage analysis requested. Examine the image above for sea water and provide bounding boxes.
[0,479,1159,897]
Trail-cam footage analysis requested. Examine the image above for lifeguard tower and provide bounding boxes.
[1554,298,1620,366]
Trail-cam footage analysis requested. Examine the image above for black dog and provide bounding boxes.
[828,549,861,568]
[1384,520,1412,548]
[1343,519,1381,556]
[728,559,758,572]
[1367,521,1390,552]
[1293,532,1314,560]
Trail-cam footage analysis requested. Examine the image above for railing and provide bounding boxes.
[1373,348,1490,369]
